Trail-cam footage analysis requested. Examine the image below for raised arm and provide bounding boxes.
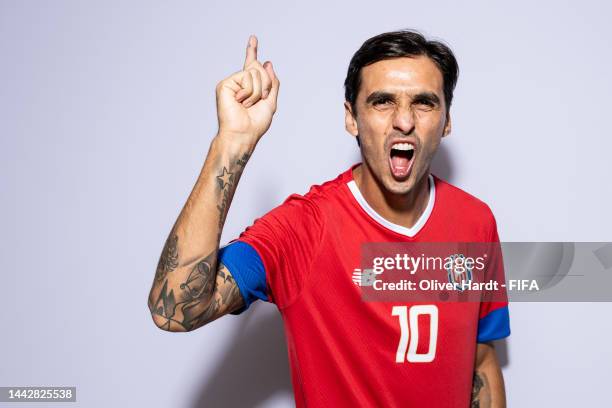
[147,35,280,332]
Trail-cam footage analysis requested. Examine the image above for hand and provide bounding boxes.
[215,35,280,147]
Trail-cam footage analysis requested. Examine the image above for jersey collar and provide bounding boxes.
[346,173,436,238]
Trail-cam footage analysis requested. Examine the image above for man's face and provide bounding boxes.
[345,55,451,195]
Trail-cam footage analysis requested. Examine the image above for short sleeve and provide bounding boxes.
[219,240,267,315]
[477,211,511,342]
[221,193,325,314]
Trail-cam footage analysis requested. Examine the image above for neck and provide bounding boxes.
[352,163,430,230]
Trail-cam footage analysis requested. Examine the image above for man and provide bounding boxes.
[148,30,510,407]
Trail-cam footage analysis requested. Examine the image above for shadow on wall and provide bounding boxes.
[190,307,293,408]
[431,142,454,183]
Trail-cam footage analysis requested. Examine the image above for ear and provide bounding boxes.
[442,112,452,138]
[344,101,359,137]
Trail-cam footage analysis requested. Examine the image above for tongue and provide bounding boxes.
[390,154,410,178]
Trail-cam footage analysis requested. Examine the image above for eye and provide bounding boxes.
[372,97,393,107]
[413,99,435,110]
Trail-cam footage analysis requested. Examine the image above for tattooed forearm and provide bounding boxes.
[149,251,216,331]
[154,231,179,283]
[148,137,251,331]
[216,167,234,232]
[471,371,491,408]
[216,167,234,190]
[471,372,484,407]
[149,202,242,332]
[215,159,246,239]
[236,153,250,167]
[149,251,244,331]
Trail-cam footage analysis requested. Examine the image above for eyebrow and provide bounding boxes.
[365,91,395,104]
[365,90,441,105]
[412,92,440,105]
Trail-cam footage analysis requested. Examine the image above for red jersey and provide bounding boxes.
[219,164,510,407]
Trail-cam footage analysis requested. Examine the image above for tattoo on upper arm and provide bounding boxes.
[216,265,244,313]
[471,371,491,408]
[149,249,244,331]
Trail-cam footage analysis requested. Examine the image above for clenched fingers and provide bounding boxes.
[242,69,262,107]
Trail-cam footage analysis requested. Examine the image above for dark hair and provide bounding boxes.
[344,29,459,117]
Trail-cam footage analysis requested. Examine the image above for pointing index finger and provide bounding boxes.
[243,35,258,69]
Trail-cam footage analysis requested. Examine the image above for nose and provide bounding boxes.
[391,104,415,135]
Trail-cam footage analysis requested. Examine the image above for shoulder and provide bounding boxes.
[433,174,498,233]
[279,168,349,215]
[249,171,347,239]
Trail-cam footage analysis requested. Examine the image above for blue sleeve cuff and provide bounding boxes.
[477,306,511,342]
[218,241,268,315]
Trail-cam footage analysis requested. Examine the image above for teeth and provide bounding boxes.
[391,143,414,151]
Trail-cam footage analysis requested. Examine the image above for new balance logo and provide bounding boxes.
[352,268,377,287]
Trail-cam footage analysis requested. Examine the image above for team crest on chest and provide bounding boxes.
[445,253,473,291]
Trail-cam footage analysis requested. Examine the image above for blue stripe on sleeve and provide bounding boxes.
[218,241,268,315]
[477,306,511,342]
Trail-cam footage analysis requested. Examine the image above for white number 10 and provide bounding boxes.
[391,305,438,363]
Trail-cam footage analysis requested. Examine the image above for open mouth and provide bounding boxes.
[389,142,415,180]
